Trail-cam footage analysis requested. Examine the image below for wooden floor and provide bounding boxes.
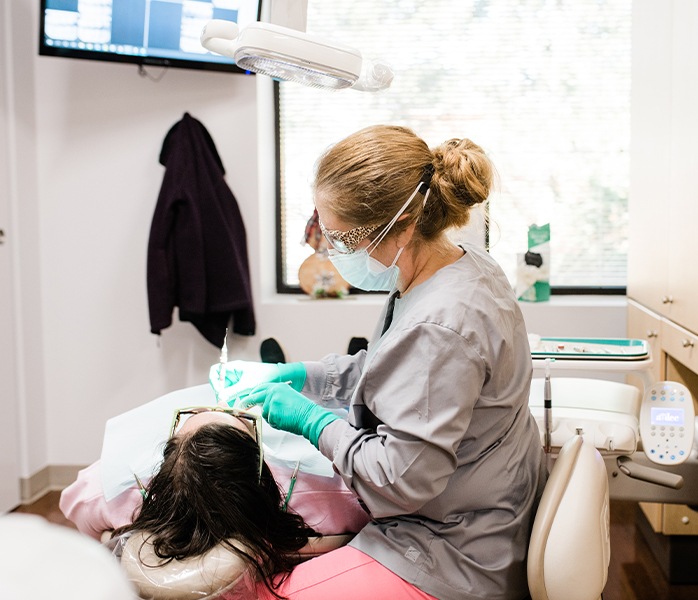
[603,502,698,600]
[12,491,76,529]
[11,493,698,599]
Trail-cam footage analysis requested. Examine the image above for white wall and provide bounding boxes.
[5,1,626,482]
[0,0,22,511]
[35,62,262,468]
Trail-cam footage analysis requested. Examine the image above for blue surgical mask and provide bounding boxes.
[328,183,430,292]
[329,246,404,291]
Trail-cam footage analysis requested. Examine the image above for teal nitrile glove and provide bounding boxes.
[241,382,340,449]
[276,362,307,391]
[209,360,306,405]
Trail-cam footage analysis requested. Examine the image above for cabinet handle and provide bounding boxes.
[681,339,695,348]
[646,330,658,338]
[662,295,674,304]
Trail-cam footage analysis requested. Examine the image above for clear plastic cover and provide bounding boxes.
[112,531,257,600]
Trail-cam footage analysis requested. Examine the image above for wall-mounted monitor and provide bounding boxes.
[39,0,261,74]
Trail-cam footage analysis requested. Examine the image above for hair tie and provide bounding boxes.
[418,164,435,195]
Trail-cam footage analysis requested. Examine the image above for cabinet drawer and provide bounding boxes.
[639,502,663,532]
[627,300,662,382]
[661,318,698,373]
[662,504,698,535]
[640,502,698,535]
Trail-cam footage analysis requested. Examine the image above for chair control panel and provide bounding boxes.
[640,381,695,465]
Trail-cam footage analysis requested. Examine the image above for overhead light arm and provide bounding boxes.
[200,20,393,92]
[199,19,240,58]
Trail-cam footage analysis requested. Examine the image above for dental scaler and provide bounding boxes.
[219,328,229,387]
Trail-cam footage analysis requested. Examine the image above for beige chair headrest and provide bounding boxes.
[119,531,354,599]
[120,531,250,600]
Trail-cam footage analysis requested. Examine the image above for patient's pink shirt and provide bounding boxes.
[59,460,370,539]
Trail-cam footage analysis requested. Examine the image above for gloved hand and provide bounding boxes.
[241,382,340,449]
[209,360,306,405]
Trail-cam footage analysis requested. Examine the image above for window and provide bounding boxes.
[276,0,631,294]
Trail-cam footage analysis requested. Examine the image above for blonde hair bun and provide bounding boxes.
[432,138,494,208]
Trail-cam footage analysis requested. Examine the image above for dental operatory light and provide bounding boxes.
[200,20,394,92]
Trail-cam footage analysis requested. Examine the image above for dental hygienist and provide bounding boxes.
[235,124,547,600]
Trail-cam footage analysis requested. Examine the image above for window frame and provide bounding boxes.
[273,10,630,299]
[274,102,628,297]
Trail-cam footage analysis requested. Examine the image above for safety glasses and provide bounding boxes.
[170,406,264,483]
[319,170,433,255]
[319,221,379,254]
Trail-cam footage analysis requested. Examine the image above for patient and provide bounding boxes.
[115,408,316,598]
[61,407,370,599]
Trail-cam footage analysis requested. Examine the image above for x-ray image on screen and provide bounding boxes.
[40,0,261,73]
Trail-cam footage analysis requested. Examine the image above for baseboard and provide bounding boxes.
[19,465,84,505]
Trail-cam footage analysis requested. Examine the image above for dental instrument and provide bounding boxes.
[219,329,228,387]
[213,329,230,404]
[282,460,301,512]
[543,359,553,456]
[133,473,148,500]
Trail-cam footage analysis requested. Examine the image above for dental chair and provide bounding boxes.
[117,531,354,599]
[119,435,611,600]
[526,377,624,600]
[527,433,611,600]
[528,377,641,455]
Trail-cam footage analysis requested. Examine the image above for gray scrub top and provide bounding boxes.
[303,244,547,600]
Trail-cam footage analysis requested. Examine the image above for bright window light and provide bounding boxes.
[277,0,631,292]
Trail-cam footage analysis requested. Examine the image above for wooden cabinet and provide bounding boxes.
[628,1,698,333]
[627,1,698,333]
[663,1,698,334]
[627,0,698,505]
[627,3,698,578]
[627,301,698,538]
[627,300,662,385]
[627,1,698,538]
[661,320,698,376]
[641,502,698,536]
[626,0,672,317]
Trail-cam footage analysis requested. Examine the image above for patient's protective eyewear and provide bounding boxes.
[319,221,380,254]
[170,406,264,483]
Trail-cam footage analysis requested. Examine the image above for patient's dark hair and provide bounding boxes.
[113,421,316,598]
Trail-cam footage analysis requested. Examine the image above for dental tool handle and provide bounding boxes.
[616,456,685,490]
[282,461,301,512]
[218,329,229,385]
[543,359,552,454]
